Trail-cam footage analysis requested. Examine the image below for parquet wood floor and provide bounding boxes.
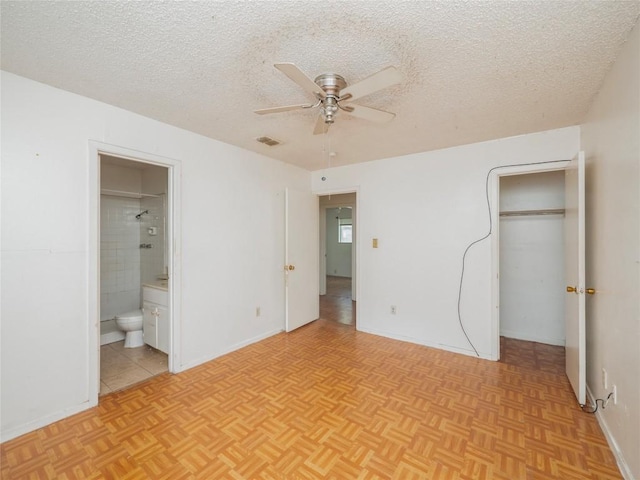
[321,276,355,327]
[1,299,621,479]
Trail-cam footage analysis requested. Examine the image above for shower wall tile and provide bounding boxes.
[140,195,166,285]
[100,196,141,320]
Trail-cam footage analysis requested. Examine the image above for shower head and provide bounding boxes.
[135,210,149,219]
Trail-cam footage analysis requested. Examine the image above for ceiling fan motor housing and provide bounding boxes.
[315,74,346,124]
[314,73,347,93]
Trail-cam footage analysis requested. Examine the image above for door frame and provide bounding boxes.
[317,188,360,326]
[490,161,569,361]
[319,200,357,301]
[88,141,182,405]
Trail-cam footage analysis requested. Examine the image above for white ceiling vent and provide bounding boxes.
[256,136,281,147]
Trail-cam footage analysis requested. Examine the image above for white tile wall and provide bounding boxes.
[140,195,166,285]
[100,196,141,320]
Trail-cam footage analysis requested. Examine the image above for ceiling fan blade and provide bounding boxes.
[340,66,402,102]
[275,63,326,99]
[343,104,396,123]
[254,103,313,115]
[313,115,329,135]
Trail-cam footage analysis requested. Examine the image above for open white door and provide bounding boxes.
[285,188,319,332]
[564,151,586,405]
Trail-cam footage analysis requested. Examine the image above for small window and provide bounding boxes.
[338,218,352,244]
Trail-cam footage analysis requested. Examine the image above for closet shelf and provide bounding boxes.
[101,189,161,199]
[499,208,565,217]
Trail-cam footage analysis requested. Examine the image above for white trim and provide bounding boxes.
[180,329,283,372]
[88,140,183,412]
[358,326,492,360]
[319,205,327,296]
[0,401,95,443]
[316,187,360,318]
[586,386,634,480]
[490,160,570,361]
[319,201,357,299]
[100,331,126,346]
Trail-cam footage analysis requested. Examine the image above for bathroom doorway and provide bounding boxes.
[89,141,182,403]
[98,155,170,394]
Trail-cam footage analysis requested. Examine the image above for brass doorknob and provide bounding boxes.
[288,265,295,271]
[586,288,596,295]
[566,286,577,293]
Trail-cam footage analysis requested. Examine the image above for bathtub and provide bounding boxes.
[100,318,125,345]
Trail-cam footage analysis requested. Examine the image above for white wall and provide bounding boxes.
[581,21,639,480]
[141,164,168,195]
[0,72,310,441]
[499,171,565,345]
[326,207,352,278]
[312,127,579,357]
[101,162,142,193]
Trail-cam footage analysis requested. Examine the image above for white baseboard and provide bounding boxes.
[100,318,125,345]
[586,385,635,480]
[178,328,283,372]
[1,399,96,443]
[100,330,125,345]
[357,326,491,360]
[2,328,283,443]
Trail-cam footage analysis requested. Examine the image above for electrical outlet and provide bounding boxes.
[391,305,397,314]
[602,368,608,390]
[256,307,261,317]
[612,385,617,405]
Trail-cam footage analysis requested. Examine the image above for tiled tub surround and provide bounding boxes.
[100,195,142,321]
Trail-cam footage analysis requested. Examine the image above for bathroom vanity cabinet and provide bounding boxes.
[142,283,169,354]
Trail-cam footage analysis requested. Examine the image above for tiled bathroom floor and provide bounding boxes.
[100,341,168,395]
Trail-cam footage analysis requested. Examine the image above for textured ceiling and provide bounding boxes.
[2,1,639,171]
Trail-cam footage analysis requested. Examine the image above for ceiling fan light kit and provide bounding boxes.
[255,63,401,134]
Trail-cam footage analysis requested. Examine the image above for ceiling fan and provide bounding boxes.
[255,63,402,134]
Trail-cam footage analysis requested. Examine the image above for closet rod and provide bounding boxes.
[100,189,161,199]
[500,208,565,217]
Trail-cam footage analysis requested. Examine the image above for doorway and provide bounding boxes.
[89,141,182,404]
[490,161,569,360]
[492,153,587,405]
[499,171,566,345]
[319,193,357,326]
[99,155,170,394]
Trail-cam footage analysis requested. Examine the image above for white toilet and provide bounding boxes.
[115,309,144,348]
